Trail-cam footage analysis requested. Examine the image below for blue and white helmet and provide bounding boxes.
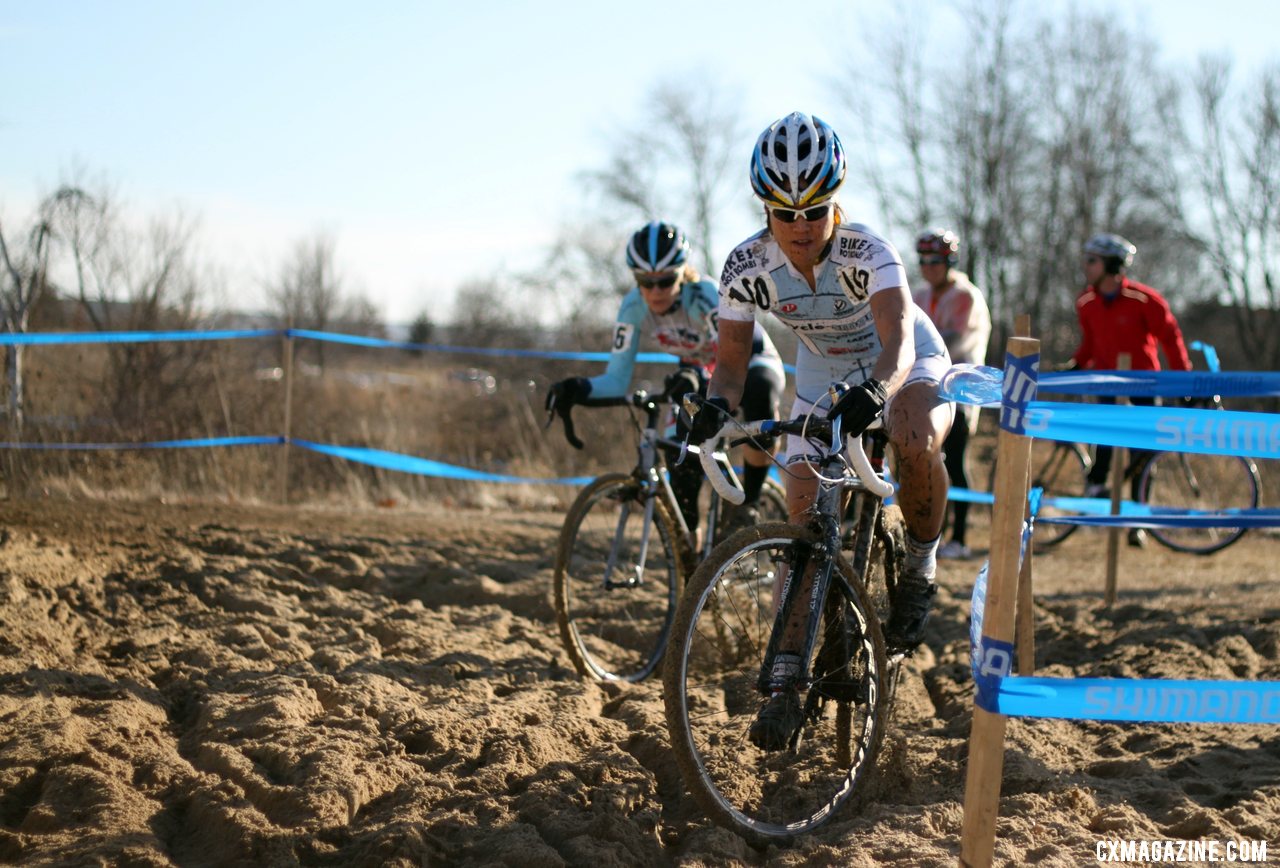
[625,221,690,272]
[750,112,846,208]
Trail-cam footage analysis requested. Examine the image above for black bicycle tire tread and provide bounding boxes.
[663,521,889,845]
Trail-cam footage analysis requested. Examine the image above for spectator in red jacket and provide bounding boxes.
[1071,233,1192,543]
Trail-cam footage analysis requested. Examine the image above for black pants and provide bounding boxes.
[943,416,972,545]
[1086,395,1154,500]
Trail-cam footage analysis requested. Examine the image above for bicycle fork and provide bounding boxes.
[756,478,847,700]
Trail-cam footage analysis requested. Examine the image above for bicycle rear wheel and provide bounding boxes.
[663,522,888,845]
[1139,452,1260,555]
[554,473,680,681]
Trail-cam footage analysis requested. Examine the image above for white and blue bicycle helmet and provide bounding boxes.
[750,112,846,208]
[625,221,690,272]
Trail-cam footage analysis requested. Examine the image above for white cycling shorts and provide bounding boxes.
[782,354,952,466]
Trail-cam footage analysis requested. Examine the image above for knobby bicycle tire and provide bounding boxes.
[663,522,889,845]
[554,473,681,682]
[1139,452,1261,555]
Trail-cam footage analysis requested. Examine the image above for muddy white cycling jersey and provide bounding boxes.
[588,279,783,399]
[718,223,947,406]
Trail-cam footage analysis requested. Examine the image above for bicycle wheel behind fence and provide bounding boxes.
[554,473,680,682]
[663,522,888,844]
[991,440,1090,548]
[1140,452,1261,555]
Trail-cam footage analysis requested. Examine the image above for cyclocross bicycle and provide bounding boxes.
[547,389,787,683]
[662,393,907,844]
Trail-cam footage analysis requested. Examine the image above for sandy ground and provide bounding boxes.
[1,495,1279,867]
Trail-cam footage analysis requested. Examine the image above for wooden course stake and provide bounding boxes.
[959,336,1038,867]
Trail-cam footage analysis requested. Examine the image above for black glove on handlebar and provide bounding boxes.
[687,396,732,445]
[545,376,592,413]
[826,378,887,438]
[662,368,702,402]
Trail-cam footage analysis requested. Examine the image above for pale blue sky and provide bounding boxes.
[3,1,1276,325]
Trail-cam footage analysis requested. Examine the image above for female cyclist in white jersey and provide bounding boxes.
[547,221,785,546]
[687,112,955,749]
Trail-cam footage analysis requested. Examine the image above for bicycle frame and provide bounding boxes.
[699,413,895,698]
[581,392,745,587]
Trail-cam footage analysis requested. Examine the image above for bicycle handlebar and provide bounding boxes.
[546,389,675,450]
[697,418,895,505]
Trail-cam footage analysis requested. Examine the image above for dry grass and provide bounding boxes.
[0,338,682,510]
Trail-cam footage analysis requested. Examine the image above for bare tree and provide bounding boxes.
[450,275,537,348]
[266,232,385,367]
[836,2,1192,359]
[0,208,53,429]
[580,72,746,273]
[1183,57,1280,367]
[528,222,631,345]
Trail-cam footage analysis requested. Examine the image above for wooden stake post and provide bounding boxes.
[959,337,1038,868]
[1012,316,1035,676]
[278,327,295,504]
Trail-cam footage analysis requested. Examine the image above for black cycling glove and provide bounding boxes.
[687,396,732,445]
[545,376,592,413]
[826,378,887,437]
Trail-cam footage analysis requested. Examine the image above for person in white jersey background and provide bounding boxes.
[687,112,955,751]
[912,228,991,560]
[546,221,785,550]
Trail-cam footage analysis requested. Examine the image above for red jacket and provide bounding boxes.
[1072,277,1192,372]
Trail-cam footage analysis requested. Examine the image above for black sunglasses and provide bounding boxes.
[919,255,949,266]
[637,273,680,289]
[767,202,832,223]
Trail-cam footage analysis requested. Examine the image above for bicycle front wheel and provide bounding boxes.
[554,473,680,682]
[663,522,888,845]
[1139,452,1260,555]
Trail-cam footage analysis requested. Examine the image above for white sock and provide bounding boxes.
[904,532,940,580]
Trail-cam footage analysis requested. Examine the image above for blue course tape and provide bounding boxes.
[942,363,1280,402]
[0,329,280,346]
[1040,511,1280,529]
[287,329,681,364]
[948,487,995,505]
[0,435,283,450]
[1040,370,1280,398]
[2,326,799,371]
[969,543,1280,724]
[290,438,593,485]
[1024,401,1280,458]
[989,675,1280,724]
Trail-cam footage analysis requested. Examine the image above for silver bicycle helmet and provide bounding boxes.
[1083,233,1136,269]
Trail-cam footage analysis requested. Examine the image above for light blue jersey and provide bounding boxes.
[718,223,947,406]
[589,279,783,398]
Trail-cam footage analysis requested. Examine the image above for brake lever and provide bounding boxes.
[545,395,584,450]
[675,394,704,466]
